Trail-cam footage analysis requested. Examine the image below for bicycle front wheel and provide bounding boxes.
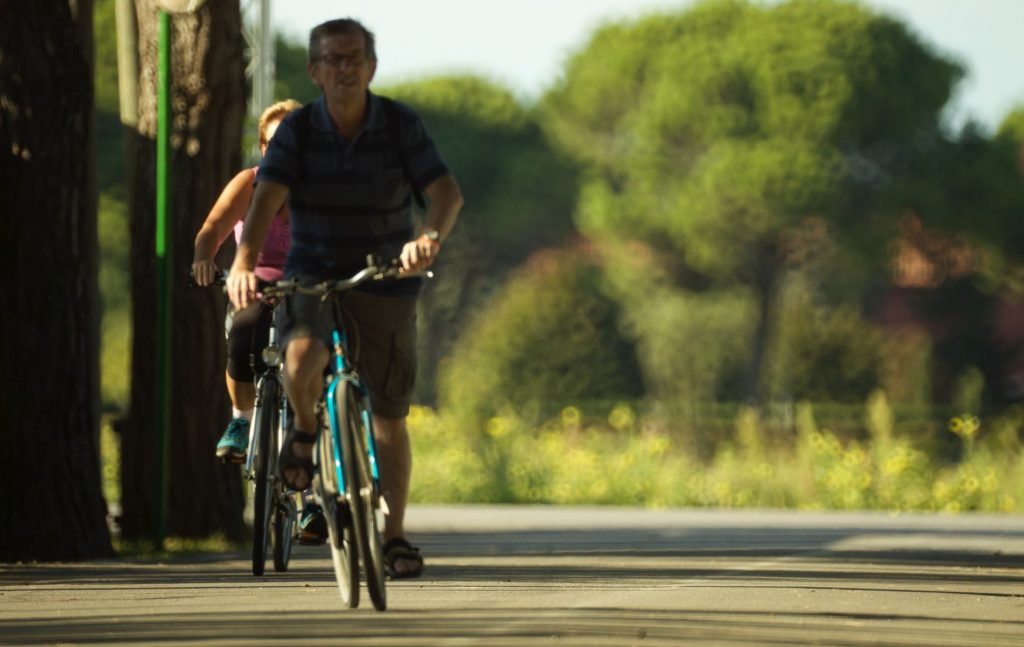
[344,387,387,611]
[271,399,295,572]
[250,378,279,576]
[319,399,360,607]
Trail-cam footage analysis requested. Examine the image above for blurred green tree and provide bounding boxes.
[92,0,133,414]
[379,76,581,403]
[94,0,126,195]
[542,0,963,405]
[273,33,319,104]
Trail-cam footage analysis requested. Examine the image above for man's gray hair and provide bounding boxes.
[308,18,377,64]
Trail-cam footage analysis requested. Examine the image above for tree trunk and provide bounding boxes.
[0,0,113,561]
[743,242,781,407]
[120,0,247,540]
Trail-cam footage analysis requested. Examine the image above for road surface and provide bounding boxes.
[2,505,1023,645]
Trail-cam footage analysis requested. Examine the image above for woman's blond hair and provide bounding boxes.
[258,99,302,148]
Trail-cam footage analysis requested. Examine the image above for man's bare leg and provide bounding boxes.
[281,336,329,489]
[374,414,419,575]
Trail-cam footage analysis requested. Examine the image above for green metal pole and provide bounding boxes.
[154,10,173,550]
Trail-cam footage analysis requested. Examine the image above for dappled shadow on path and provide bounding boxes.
[414,522,1024,566]
[3,518,1023,645]
[4,606,1023,646]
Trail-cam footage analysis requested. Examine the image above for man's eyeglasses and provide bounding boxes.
[315,52,367,68]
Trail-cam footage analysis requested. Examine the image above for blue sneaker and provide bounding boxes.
[298,502,327,545]
[215,418,250,461]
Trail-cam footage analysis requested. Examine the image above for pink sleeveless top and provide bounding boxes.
[234,167,290,282]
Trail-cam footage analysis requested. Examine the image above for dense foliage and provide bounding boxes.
[541,0,969,408]
[91,0,1024,513]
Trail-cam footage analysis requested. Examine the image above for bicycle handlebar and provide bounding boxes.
[262,256,432,300]
[188,269,271,292]
[188,268,229,287]
[188,256,430,298]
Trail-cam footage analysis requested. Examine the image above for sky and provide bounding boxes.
[269,0,1024,133]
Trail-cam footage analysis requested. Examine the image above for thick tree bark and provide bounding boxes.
[120,0,247,540]
[0,0,113,561]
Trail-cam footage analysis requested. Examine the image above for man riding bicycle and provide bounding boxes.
[227,17,463,579]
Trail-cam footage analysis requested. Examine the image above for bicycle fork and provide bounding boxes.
[244,320,283,477]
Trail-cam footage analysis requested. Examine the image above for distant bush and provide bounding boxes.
[591,240,757,427]
[621,283,756,407]
[878,329,933,406]
[763,278,887,403]
[438,246,643,433]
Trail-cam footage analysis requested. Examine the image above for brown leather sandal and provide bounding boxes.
[383,537,424,579]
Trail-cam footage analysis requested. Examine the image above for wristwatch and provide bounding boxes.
[421,228,441,243]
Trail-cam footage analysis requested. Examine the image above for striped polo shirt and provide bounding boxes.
[256,92,450,295]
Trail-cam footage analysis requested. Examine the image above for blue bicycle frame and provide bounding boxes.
[323,329,382,495]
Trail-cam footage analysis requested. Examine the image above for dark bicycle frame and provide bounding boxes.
[193,270,297,576]
[242,289,297,576]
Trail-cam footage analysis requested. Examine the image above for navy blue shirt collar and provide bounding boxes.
[309,92,386,137]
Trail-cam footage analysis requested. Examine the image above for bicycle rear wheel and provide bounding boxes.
[250,378,279,576]
[271,492,295,572]
[344,387,387,611]
[319,398,360,607]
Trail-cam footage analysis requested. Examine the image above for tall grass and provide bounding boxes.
[98,392,1022,513]
[409,393,1024,512]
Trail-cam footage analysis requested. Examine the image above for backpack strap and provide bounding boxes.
[379,96,427,210]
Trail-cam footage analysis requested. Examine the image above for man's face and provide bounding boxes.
[308,31,376,101]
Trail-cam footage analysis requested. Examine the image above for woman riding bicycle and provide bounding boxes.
[191,99,300,459]
[193,99,327,545]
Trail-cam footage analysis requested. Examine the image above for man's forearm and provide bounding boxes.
[423,175,464,243]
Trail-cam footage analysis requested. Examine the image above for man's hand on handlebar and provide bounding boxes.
[221,256,430,307]
[399,233,441,273]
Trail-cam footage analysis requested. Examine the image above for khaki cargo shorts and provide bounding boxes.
[276,285,417,419]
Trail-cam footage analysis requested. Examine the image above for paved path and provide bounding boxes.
[2,506,1024,645]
